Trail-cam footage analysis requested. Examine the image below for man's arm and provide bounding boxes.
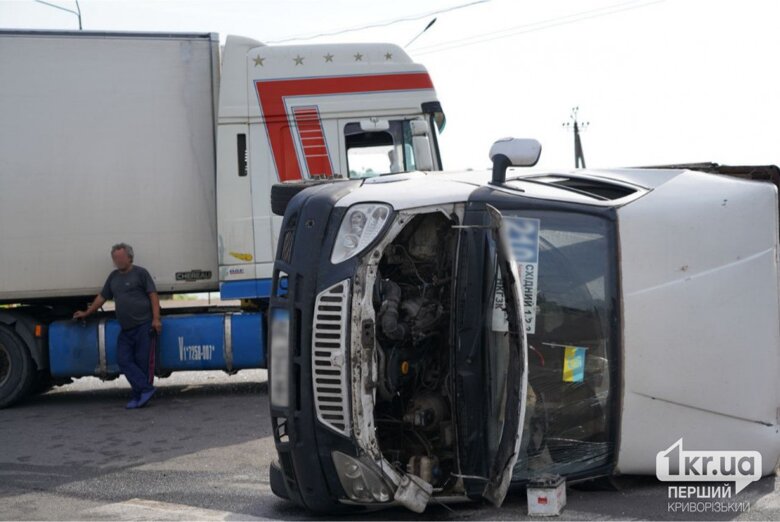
[73,294,106,320]
[149,292,162,334]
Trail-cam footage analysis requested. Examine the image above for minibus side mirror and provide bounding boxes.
[489,137,542,185]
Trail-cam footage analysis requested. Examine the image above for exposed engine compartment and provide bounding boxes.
[372,212,458,489]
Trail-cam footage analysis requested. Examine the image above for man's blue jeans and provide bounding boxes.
[117,322,155,399]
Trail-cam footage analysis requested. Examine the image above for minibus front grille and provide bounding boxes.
[311,280,351,436]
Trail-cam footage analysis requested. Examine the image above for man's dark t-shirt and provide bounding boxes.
[100,266,157,330]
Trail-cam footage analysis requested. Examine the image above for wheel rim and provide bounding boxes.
[0,343,10,388]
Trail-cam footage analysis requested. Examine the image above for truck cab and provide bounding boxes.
[216,37,445,300]
[267,139,780,513]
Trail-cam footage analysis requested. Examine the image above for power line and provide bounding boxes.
[265,0,491,44]
[411,0,657,53]
[412,0,660,54]
[405,17,437,48]
[33,0,82,29]
[411,0,662,56]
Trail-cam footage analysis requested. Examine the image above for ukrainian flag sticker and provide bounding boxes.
[562,346,587,383]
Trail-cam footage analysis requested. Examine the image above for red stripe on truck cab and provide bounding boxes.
[254,72,434,182]
[292,106,333,178]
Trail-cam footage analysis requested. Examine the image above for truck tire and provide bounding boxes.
[0,325,35,408]
[271,180,336,217]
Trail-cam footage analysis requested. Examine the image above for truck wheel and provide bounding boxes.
[0,326,35,408]
[271,179,336,217]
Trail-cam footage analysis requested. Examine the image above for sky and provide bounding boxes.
[2,0,778,171]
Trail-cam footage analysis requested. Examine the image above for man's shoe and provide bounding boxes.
[137,388,156,408]
[126,398,140,409]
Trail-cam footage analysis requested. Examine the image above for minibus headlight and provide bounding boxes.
[332,451,393,503]
[331,204,392,264]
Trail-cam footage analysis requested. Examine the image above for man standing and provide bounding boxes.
[73,243,162,409]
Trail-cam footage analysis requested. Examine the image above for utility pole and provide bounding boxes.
[562,106,589,168]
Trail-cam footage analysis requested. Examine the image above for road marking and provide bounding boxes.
[84,498,269,521]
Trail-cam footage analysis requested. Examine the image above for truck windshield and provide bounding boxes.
[493,210,618,480]
[344,120,417,178]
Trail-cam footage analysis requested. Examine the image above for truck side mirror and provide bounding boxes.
[413,136,434,171]
[409,120,429,136]
[410,120,434,171]
[489,137,542,185]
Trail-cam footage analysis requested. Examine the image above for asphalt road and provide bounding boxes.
[1,371,777,521]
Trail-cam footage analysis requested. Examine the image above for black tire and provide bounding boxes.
[271,179,336,217]
[0,326,35,408]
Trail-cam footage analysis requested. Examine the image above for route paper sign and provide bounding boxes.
[491,275,509,332]
[504,217,540,334]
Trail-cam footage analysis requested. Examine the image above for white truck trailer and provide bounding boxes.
[0,30,446,407]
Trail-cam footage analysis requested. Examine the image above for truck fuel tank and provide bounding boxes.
[49,313,265,378]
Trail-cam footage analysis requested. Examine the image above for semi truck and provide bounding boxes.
[266,138,780,513]
[0,30,446,408]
